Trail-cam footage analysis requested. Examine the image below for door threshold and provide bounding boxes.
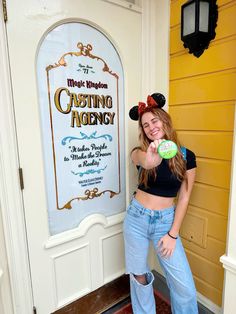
[52,274,130,314]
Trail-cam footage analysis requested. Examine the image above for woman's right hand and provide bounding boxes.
[144,139,165,168]
[131,139,165,169]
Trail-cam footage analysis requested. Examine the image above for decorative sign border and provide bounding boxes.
[46,42,121,210]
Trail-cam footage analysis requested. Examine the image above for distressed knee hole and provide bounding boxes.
[133,273,147,285]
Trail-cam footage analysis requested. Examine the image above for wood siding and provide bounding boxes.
[170,0,236,306]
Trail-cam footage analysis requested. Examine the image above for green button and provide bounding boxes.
[157,140,178,159]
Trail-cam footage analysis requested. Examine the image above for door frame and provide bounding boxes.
[0,8,33,314]
[0,1,169,313]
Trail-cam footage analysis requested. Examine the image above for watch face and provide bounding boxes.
[157,140,178,159]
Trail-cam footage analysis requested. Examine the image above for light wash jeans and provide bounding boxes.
[123,197,198,314]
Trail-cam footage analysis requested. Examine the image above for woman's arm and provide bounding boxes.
[158,167,196,257]
[131,140,163,169]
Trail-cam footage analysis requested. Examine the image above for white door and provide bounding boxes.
[5,1,141,313]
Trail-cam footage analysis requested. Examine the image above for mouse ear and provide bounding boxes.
[151,93,166,108]
[129,106,139,121]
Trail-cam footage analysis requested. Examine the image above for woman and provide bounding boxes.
[123,93,198,314]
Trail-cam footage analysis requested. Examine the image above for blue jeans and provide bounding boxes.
[123,197,198,314]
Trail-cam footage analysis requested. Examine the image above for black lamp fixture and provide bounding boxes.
[181,0,218,57]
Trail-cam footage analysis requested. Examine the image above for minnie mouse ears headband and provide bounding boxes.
[129,93,166,121]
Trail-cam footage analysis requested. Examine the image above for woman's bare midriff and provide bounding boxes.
[135,189,175,210]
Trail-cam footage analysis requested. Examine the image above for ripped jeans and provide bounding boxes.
[123,197,198,314]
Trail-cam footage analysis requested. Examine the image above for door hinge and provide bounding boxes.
[2,0,7,23]
[33,306,37,314]
[19,168,24,190]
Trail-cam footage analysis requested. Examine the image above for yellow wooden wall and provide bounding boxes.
[169,0,236,306]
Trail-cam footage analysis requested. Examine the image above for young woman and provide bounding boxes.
[123,93,198,314]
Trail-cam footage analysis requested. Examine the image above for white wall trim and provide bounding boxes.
[220,255,236,276]
[142,0,170,269]
[0,268,3,284]
[0,10,33,314]
[141,0,156,98]
[197,292,222,314]
[220,103,236,313]
[101,0,142,12]
[141,0,170,109]
[223,101,236,258]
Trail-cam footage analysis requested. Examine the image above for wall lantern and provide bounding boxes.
[181,0,218,57]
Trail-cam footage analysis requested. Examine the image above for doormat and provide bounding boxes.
[113,290,171,314]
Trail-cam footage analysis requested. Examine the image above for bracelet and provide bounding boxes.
[167,231,178,240]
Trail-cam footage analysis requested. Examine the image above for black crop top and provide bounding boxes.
[137,148,197,197]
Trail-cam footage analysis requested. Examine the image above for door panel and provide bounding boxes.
[6,0,141,312]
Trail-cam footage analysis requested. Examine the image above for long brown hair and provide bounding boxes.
[137,107,186,187]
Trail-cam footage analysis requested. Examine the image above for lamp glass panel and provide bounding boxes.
[199,2,209,32]
[183,3,196,36]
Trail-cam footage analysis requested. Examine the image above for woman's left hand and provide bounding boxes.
[157,234,177,258]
